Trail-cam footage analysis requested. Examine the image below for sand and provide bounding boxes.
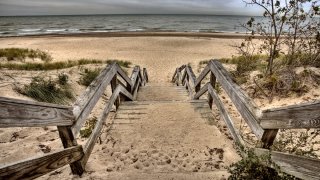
[0,33,319,179]
[0,35,243,83]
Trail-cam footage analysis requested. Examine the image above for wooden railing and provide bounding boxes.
[0,62,148,179]
[172,60,320,180]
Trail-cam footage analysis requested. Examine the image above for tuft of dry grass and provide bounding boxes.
[0,48,52,62]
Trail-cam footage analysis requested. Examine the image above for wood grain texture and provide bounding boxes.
[181,69,187,86]
[143,68,149,83]
[208,85,245,147]
[194,64,210,89]
[255,148,320,180]
[57,126,84,175]
[207,72,216,109]
[0,146,84,180]
[260,100,320,129]
[116,64,133,87]
[185,65,196,86]
[72,64,116,137]
[193,82,209,100]
[210,60,264,139]
[0,97,74,127]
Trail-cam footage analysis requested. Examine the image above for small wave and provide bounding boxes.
[67,28,80,32]
[1,23,14,26]
[46,29,66,32]
[127,28,145,32]
[20,28,42,32]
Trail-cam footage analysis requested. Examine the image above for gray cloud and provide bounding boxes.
[0,0,262,16]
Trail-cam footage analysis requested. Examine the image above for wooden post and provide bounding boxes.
[57,126,84,175]
[175,68,180,86]
[185,74,189,90]
[208,72,216,109]
[195,83,201,93]
[261,129,279,149]
[111,75,120,109]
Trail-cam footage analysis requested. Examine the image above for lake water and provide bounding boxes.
[0,14,257,37]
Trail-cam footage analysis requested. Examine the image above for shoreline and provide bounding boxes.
[0,31,254,39]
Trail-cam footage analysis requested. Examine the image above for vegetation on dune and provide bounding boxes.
[0,59,132,71]
[0,48,52,62]
[228,149,295,180]
[79,68,101,86]
[80,117,98,138]
[16,75,74,104]
[106,59,132,68]
[242,0,319,76]
[198,1,320,102]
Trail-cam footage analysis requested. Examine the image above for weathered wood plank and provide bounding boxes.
[0,146,84,180]
[111,75,120,109]
[116,64,133,87]
[175,68,180,86]
[82,85,133,165]
[72,64,116,137]
[184,79,193,97]
[186,66,197,86]
[194,64,210,93]
[260,100,320,129]
[0,97,74,127]
[171,69,177,83]
[57,126,84,175]
[132,78,141,100]
[143,68,148,83]
[208,85,245,147]
[207,72,216,109]
[193,82,209,100]
[181,69,187,86]
[255,148,320,180]
[210,60,264,139]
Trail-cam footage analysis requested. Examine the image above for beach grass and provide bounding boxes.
[0,59,132,71]
[79,68,101,86]
[16,76,74,104]
[0,48,52,62]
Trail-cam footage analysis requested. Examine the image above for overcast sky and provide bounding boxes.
[0,0,264,16]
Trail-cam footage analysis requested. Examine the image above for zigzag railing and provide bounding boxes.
[0,62,148,179]
[172,60,320,180]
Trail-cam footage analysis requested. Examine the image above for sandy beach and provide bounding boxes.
[0,33,244,83]
[0,33,319,179]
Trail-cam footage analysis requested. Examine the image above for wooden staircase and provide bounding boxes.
[93,82,239,179]
[1,60,319,180]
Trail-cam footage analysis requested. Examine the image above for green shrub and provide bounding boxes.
[228,149,295,180]
[80,117,98,138]
[79,68,101,86]
[58,73,69,85]
[0,48,52,62]
[17,76,74,104]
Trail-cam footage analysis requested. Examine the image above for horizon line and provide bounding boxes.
[0,13,262,17]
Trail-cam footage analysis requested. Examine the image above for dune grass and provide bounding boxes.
[0,48,52,62]
[17,76,74,104]
[0,59,132,71]
[79,68,101,86]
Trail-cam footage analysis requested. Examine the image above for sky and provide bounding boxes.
[0,0,264,16]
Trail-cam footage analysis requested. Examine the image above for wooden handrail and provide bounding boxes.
[260,100,320,129]
[255,148,320,180]
[72,64,116,136]
[0,97,74,127]
[0,62,148,179]
[81,85,133,165]
[173,60,320,179]
[0,146,84,179]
